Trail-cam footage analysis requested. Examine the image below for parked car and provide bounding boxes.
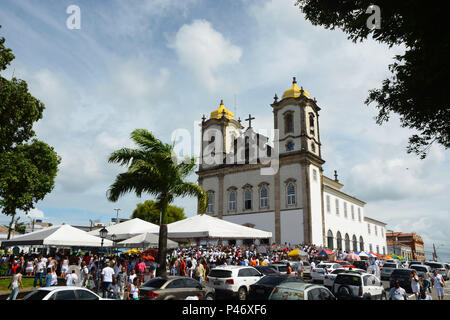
[269,282,336,300]
[323,268,366,289]
[302,261,312,278]
[333,273,386,300]
[389,268,414,293]
[139,276,215,300]
[352,260,369,270]
[269,263,290,275]
[336,261,356,269]
[409,264,432,280]
[205,265,264,300]
[408,260,424,267]
[380,262,402,280]
[22,287,108,300]
[253,266,280,276]
[424,262,449,280]
[248,275,304,300]
[310,263,344,283]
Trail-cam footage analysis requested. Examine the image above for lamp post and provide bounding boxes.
[98,227,108,295]
[111,234,117,257]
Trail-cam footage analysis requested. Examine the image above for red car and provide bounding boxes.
[336,261,356,269]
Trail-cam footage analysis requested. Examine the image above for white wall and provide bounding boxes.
[309,164,323,246]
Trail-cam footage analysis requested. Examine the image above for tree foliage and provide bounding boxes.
[0,25,61,238]
[131,200,186,225]
[295,0,450,158]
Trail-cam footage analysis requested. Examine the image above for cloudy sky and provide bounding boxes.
[1,0,449,260]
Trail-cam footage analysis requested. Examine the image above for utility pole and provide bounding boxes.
[114,208,121,223]
[433,243,437,261]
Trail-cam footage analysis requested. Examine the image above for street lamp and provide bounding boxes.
[98,227,108,295]
[111,234,117,256]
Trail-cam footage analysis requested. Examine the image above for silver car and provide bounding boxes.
[424,262,449,280]
[380,262,402,280]
[409,264,432,280]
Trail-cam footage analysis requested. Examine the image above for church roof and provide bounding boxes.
[210,100,234,119]
[282,77,311,100]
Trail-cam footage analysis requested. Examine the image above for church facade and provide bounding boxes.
[196,78,387,254]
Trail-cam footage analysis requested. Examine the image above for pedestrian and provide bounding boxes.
[6,266,23,300]
[296,259,304,278]
[116,266,128,300]
[33,257,45,287]
[80,261,89,287]
[50,266,58,286]
[286,263,292,276]
[65,269,78,286]
[43,268,52,287]
[193,261,205,282]
[388,280,407,300]
[127,277,140,300]
[431,270,446,301]
[25,258,34,276]
[60,256,69,278]
[101,262,115,298]
[409,270,421,300]
[418,287,432,300]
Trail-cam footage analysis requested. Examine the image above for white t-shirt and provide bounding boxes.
[297,261,304,271]
[129,273,137,284]
[432,274,444,288]
[101,267,115,283]
[66,273,78,286]
[389,287,406,300]
[36,261,45,273]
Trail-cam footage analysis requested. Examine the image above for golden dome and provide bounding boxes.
[210,100,234,119]
[282,77,310,99]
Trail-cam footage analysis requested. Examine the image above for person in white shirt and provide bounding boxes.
[101,264,115,298]
[389,280,407,300]
[65,270,78,286]
[431,270,446,300]
[296,260,304,278]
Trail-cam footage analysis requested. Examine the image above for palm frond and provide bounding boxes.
[171,182,207,213]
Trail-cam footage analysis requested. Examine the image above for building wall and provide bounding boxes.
[364,219,388,255]
[309,164,323,246]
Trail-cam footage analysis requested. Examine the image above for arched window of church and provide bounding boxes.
[244,188,252,210]
[284,113,294,134]
[311,142,316,153]
[287,183,296,205]
[336,232,342,250]
[229,191,236,212]
[345,233,350,252]
[260,186,268,209]
[327,230,334,250]
[359,236,364,251]
[352,235,358,252]
[207,192,214,214]
[376,245,379,254]
[309,113,315,135]
[369,244,373,252]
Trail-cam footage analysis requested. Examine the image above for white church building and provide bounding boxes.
[197,77,387,255]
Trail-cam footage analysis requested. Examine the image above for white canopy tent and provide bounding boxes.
[117,232,178,249]
[166,214,272,241]
[88,218,159,241]
[0,224,113,248]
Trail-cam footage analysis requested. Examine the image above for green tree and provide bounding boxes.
[107,129,207,277]
[131,200,186,225]
[295,1,450,158]
[0,26,61,239]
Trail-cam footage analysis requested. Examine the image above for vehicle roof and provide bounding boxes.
[211,265,255,270]
[32,286,89,292]
[275,282,315,291]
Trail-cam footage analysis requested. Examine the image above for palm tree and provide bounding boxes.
[107,129,207,277]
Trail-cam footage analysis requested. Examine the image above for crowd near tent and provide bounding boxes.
[88,218,159,241]
[0,224,113,248]
[117,232,178,249]
[166,214,272,241]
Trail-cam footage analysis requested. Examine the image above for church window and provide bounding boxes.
[344,202,348,218]
[369,244,373,252]
[345,233,350,252]
[207,192,214,214]
[375,225,378,236]
[352,235,358,252]
[383,246,386,255]
[381,228,384,238]
[335,198,339,215]
[229,190,236,212]
[327,230,334,249]
[359,236,364,251]
[376,245,379,254]
[260,186,268,209]
[287,182,296,205]
[284,112,294,133]
[312,169,317,182]
[309,113,315,135]
[368,223,371,234]
[358,208,361,222]
[311,142,316,153]
[244,188,252,210]
[351,205,355,220]
[326,195,330,213]
[336,232,342,250]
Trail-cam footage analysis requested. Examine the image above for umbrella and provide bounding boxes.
[122,249,142,255]
[314,249,333,257]
[288,248,308,257]
[142,255,155,261]
[345,253,361,261]
[369,251,381,258]
[357,251,369,258]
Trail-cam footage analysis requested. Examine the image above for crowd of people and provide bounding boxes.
[0,243,446,300]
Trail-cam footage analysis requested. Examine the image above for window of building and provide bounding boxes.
[228,190,236,212]
[358,208,361,222]
[368,223,371,234]
[309,113,315,135]
[287,182,296,205]
[344,202,348,218]
[376,245,379,254]
[311,142,316,153]
[312,169,317,182]
[244,188,252,210]
[260,186,268,209]
[335,198,339,215]
[381,228,384,238]
[284,113,294,133]
[345,233,350,252]
[383,246,386,255]
[327,230,334,249]
[326,195,331,213]
[352,235,358,252]
[375,225,378,236]
[207,192,214,214]
[286,140,294,151]
[351,205,355,220]
[369,244,373,252]
[336,232,342,250]
[359,236,364,251]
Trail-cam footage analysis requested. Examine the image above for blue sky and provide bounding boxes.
[1,0,449,261]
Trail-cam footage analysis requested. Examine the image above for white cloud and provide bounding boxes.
[170,20,242,91]
[27,208,45,219]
